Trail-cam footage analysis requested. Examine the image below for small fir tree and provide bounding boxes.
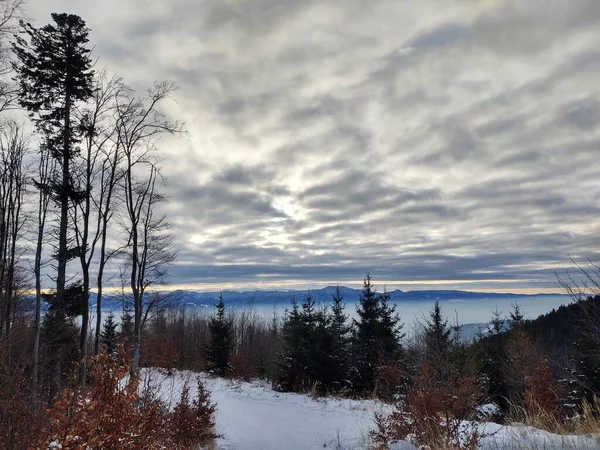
[119,304,134,345]
[100,312,118,354]
[207,293,234,377]
[423,301,452,384]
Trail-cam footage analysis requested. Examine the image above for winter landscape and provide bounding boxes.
[1,0,600,449]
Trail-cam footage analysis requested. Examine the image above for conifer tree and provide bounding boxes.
[207,293,234,377]
[509,302,525,328]
[476,309,509,409]
[119,304,134,345]
[490,307,505,335]
[351,275,404,395]
[275,299,307,391]
[327,286,351,389]
[423,301,452,384]
[100,312,118,354]
[12,13,94,365]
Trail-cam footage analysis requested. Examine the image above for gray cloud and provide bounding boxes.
[28,0,600,291]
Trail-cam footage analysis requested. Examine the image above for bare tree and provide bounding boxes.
[114,81,182,372]
[32,136,55,399]
[72,72,127,369]
[0,120,29,343]
[0,0,26,111]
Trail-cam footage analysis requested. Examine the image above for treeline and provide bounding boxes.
[121,276,600,448]
[0,10,182,391]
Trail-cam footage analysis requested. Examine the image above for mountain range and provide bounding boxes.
[89,286,567,310]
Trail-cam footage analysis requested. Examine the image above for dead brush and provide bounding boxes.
[36,346,217,449]
[371,364,482,450]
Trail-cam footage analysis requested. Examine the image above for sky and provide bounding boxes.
[28,0,600,293]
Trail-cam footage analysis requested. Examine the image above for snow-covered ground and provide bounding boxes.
[141,369,600,450]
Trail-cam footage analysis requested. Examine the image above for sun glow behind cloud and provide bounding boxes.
[28,0,600,292]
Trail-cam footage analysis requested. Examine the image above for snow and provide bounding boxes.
[141,368,387,449]
[142,368,600,450]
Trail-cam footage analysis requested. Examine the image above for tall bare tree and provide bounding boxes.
[0,0,25,111]
[114,81,182,373]
[0,120,28,343]
[32,137,55,398]
[72,72,127,367]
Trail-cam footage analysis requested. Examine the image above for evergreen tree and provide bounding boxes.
[207,293,234,377]
[570,332,600,406]
[100,312,118,354]
[351,275,404,395]
[327,286,351,389]
[377,288,405,361]
[474,309,510,410]
[509,302,525,328]
[40,290,80,397]
[275,299,307,391]
[13,14,95,357]
[119,304,134,345]
[490,307,505,335]
[423,301,452,384]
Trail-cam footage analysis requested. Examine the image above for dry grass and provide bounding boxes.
[506,396,600,446]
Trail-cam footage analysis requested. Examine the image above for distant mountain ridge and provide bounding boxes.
[89,286,567,310]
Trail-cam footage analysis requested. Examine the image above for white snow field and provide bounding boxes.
[141,369,600,450]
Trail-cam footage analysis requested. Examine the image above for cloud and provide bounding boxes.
[27,0,600,291]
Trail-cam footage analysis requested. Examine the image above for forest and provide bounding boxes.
[1,4,600,450]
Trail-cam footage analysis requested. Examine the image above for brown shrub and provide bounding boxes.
[168,379,217,447]
[375,363,407,402]
[372,364,482,450]
[33,346,216,449]
[0,363,44,449]
[230,352,253,381]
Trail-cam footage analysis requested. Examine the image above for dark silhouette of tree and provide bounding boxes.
[100,312,118,354]
[351,274,404,395]
[275,299,306,391]
[490,307,505,335]
[207,293,233,376]
[509,302,525,328]
[13,14,94,379]
[423,301,452,384]
[327,286,351,389]
[119,303,134,345]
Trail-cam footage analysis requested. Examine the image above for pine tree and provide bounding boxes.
[570,333,600,406]
[13,14,94,358]
[423,301,452,384]
[275,299,307,391]
[490,307,505,335]
[100,312,118,354]
[327,286,351,390]
[509,302,525,329]
[40,294,79,397]
[351,275,404,395]
[377,288,405,362]
[207,293,234,377]
[119,304,134,345]
[475,309,510,410]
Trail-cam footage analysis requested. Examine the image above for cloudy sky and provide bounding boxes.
[29,0,600,292]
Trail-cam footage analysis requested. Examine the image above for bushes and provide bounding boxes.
[372,364,482,450]
[0,347,216,449]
